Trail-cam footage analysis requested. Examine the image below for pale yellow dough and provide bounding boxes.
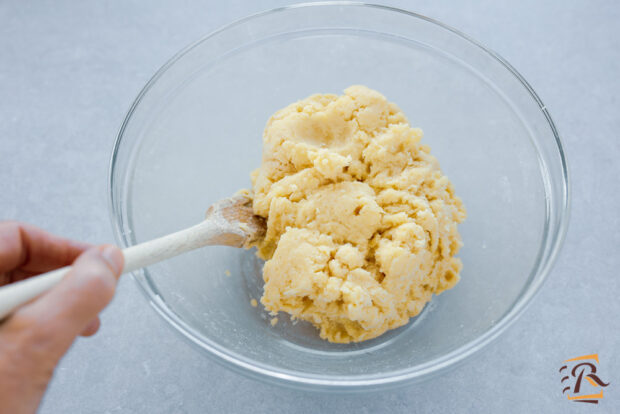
[250,86,466,343]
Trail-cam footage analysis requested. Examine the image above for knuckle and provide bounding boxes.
[0,220,19,230]
[0,221,20,242]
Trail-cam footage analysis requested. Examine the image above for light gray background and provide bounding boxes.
[1,1,618,413]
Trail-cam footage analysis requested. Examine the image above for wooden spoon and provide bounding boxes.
[0,194,265,320]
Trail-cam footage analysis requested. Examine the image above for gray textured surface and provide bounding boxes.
[1,1,618,413]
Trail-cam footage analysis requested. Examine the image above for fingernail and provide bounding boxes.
[101,246,124,275]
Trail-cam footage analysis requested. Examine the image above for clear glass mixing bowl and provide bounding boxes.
[108,3,569,391]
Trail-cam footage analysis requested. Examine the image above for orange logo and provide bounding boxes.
[560,354,610,404]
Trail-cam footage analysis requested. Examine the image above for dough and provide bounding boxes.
[249,86,466,343]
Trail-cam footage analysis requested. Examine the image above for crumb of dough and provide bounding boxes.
[248,86,466,343]
[224,270,231,277]
[250,298,258,307]
[270,317,279,326]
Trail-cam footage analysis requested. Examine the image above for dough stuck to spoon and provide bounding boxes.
[205,193,266,248]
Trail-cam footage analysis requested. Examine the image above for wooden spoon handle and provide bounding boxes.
[0,218,238,320]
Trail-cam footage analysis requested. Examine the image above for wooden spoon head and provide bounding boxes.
[205,194,266,248]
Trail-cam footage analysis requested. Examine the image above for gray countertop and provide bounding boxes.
[1,1,618,412]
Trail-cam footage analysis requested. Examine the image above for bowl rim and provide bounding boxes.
[108,1,570,390]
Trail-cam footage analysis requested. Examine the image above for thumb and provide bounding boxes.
[9,245,124,361]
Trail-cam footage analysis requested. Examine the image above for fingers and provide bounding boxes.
[0,222,90,283]
[6,245,124,362]
[0,241,123,414]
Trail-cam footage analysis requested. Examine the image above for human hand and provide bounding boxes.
[0,222,124,414]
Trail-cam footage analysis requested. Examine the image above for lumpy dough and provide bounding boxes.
[249,86,466,343]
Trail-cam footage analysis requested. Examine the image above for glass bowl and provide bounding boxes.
[108,3,569,391]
